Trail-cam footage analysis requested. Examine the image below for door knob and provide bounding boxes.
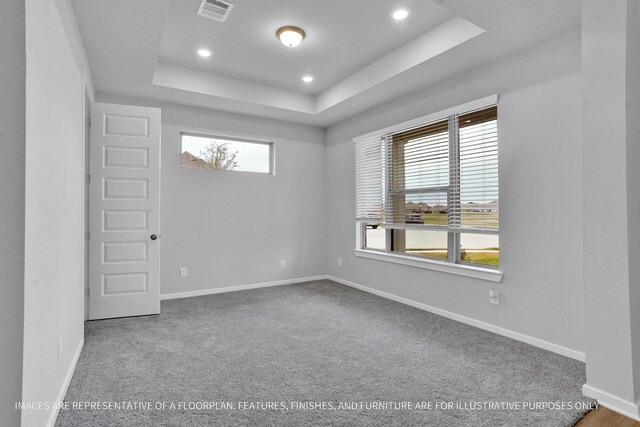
[150,234,158,240]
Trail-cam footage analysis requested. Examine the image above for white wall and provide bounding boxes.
[0,1,25,425]
[626,1,640,406]
[96,95,327,297]
[325,30,585,356]
[23,1,89,426]
[582,0,640,416]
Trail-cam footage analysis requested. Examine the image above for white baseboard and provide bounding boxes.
[160,275,327,301]
[582,384,640,420]
[326,275,586,362]
[46,338,84,427]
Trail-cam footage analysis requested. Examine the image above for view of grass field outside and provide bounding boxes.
[366,225,499,266]
[363,107,498,267]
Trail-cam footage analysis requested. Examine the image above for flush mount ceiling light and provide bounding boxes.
[392,8,409,20]
[276,26,305,48]
[302,75,314,83]
[198,49,212,57]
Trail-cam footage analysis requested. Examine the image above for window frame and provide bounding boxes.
[354,95,502,282]
[180,131,275,175]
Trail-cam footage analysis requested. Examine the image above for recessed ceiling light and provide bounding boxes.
[198,49,212,58]
[392,8,409,21]
[302,75,314,83]
[276,26,306,48]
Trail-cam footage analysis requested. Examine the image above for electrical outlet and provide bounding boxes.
[489,288,500,305]
[180,267,188,278]
[280,259,286,268]
[338,258,343,267]
[58,336,63,361]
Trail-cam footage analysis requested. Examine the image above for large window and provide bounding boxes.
[355,98,499,270]
[181,133,273,174]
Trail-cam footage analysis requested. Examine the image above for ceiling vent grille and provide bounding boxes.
[197,0,233,22]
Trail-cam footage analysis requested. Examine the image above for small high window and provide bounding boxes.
[181,134,273,174]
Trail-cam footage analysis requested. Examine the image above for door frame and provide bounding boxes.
[83,89,91,321]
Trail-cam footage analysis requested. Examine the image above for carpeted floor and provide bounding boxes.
[56,280,593,426]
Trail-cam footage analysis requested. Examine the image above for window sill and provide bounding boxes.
[353,249,503,283]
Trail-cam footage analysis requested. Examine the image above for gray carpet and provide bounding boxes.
[56,280,593,426]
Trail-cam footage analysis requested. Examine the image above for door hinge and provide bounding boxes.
[87,118,91,127]
[85,231,90,240]
[86,174,91,184]
[87,288,90,297]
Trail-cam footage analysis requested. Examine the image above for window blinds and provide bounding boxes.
[457,107,498,230]
[355,104,498,233]
[355,135,384,222]
[387,119,450,229]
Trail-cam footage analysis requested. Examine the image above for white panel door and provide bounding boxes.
[89,103,161,319]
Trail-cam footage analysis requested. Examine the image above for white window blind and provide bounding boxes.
[355,135,385,222]
[355,105,498,233]
[387,118,450,229]
[457,107,499,230]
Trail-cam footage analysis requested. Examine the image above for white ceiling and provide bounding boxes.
[158,0,455,95]
[71,0,581,127]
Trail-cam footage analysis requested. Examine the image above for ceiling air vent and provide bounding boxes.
[197,0,233,22]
